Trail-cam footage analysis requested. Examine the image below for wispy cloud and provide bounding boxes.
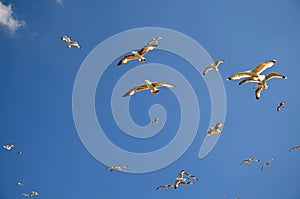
[56,0,63,5]
[0,1,25,33]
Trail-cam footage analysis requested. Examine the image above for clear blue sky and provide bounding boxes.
[1,0,300,199]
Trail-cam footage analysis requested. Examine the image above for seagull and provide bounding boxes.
[277,102,285,111]
[3,143,14,150]
[156,184,174,190]
[261,158,276,170]
[147,36,162,45]
[203,60,225,75]
[174,170,186,189]
[22,191,38,197]
[106,165,128,172]
[227,60,276,81]
[17,151,22,155]
[151,118,159,126]
[184,172,198,181]
[122,80,175,97]
[238,72,287,88]
[289,145,300,152]
[240,157,260,165]
[17,182,24,187]
[60,35,81,49]
[117,45,158,65]
[179,181,194,187]
[205,122,223,137]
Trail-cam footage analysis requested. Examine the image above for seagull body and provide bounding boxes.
[117,45,157,65]
[203,60,225,75]
[240,157,260,165]
[147,36,162,45]
[289,145,300,152]
[174,170,186,189]
[261,158,276,170]
[277,102,285,111]
[17,151,22,155]
[17,182,24,187]
[205,122,223,137]
[151,118,159,126]
[156,184,173,190]
[106,165,128,171]
[253,73,287,100]
[3,143,14,150]
[227,60,276,81]
[60,35,81,49]
[122,80,175,97]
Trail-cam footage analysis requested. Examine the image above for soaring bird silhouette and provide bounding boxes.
[60,35,81,49]
[117,45,157,65]
[203,60,225,75]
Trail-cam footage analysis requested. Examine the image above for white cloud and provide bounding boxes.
[0,1,25,33]
[56,0,63,5]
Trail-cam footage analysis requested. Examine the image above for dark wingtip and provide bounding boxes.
[227,77,232,81]
[117,61,123,66]
[271,60,277,63]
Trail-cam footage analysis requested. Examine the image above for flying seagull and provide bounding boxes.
[17,182,24,187]
[227,60,276,81]
[184,171,198,181]
[117,45,157,65]
[240,157,260,165]
[147,36,162,45]
[238,72,287,88]
[205,122,223,137]
[3,143,14,150]
[106,165,128,172]
[17,151,22,155]
[277,102,285,111]
[253,73,287,100]
[61,35,81,49]
[151,118,159,126]
[22,191,38,197]
[289,145,300,152]
[261,158,276,170]
[156,184,174,190]
[203,60,225,75]
[174,170,186,189]
[122,80,175,97]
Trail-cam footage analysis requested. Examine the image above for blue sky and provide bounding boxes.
[1,0,300,199]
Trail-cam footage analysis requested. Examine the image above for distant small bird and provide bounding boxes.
[60,35,81,49]
[261,158,276,170]
[106,165,128,172]
[205,122,223,137]
[151,118,159,126]
[289,145,300,152]
[240,157,260,165]
[156,184,173,190]
[17,151,22,155]
[277,102,285,111]
[17,182,24,187]
[117,45,157,65]
[22,191,38,197]
[203,60,225,75]
[179,181,194,187]
[122,80,175,97]
[147,36,162,45]
[184,172,198,181]
[3,143,14,150]
[227,60,276,81]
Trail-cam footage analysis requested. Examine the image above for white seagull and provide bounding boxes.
[61,35,81,49]
[261,157,276,170]
[106,165,128,172]
[174,170,186,189]
[240,157,260,165]
[277,102,285,111]
[17,182,24,187]
[3,143,14,150]
[205,122,223,137]
[147,36,162,45]
[227,60,276,81]
[289,145,300,152]
[123,80,175,97]
[151,118,159,126]
[22,191,38,197]
[238,72,287,88]
[117,45,157,65]
[203,60,225,75]
[156,184,174,190]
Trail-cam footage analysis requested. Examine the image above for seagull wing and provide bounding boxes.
[238,77,261,85]
[251,60,276,75]
[122,84,148,97]
[255,85,263,100]
[203,65,215,75]
[214,60,224,67]
[152,82,176,88]
[215,122,223,130]
[137,45,158,56]
[227,72,251,80]
[117,54,137,65]
[68,41,81,49]
[61,36,71,42]
[265,72,287,80]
